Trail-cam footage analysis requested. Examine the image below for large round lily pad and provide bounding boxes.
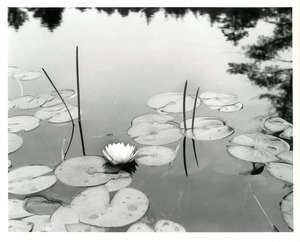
[200,91,239,106]
[8,115,40,132]
[128,122,183,145]
[55,156,128,187]
[50,89,76,99]
[155,220,186,232]
[136,146,177,166]
[227,133,290,163]
[127,223,154,232]
[13,95,46,109]
[71,186,149,228]
[8,133,23,154]
[23,196,61,215]
[147,92,201,113]
[131,113,174,125]
[8,165,57,195]
[8,199,33,219]
[8,220,33,232]
[267,162,293,184]
[263,116,292,133]
[13,70,42,81]
[276,151,293,164]
[65,223,108,232]
[280,192,293,230]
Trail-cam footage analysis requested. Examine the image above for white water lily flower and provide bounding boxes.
[103,143,138,165]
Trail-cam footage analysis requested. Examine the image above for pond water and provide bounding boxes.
[8,8,293,232]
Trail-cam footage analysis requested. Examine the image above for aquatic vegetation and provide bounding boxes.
[127,222,154,232]
[263,116,292,133]
[8,199,33,219]
[71,187,149,227]
[103,143,137,165]
[131,113,174,125]
[8,165,57,195]
[8,132,23,154]
[8,66,20,76]
[36,93,55,102]
[12,95,46,109]
[8,159,12,168]
[276,151,293,164]
[65,223,108,232]
[8,220,33,232]
[8,115,40,132]
[200,90,239,106]
[41,98,62,107]
[13,70,42,81]
[267,162,293,184]
[279,126,293,140]
[218,102,243,112]
[155,219,186,232]
[135,145,178,166]
[8,100,15,110]
[50,89,76,99]
[280,192,293,230]
[104,170,133,192]
[23,196,61,215]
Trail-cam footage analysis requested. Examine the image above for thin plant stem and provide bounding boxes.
[183,80,188,132]
[42,68,75,160]
[191,87,199,135]
[76,46,86,155]
[248,183,279,232]
[191,139,199,167]
[183,137,188,177]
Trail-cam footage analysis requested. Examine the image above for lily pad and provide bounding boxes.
[200,91,239,106]
[8,159,12,168]
[8,66,20,76]
[280,126,293,140]
[36,93,55,102]
[127,223,154,232]
[71,187,149,228]
[50,89,76,99]
[267,162,293,183]
[276,151,293,164]
[136,146,177,166]
[8,100,15,110]
[13,70,42,81]
[132,113,175,125]
[13,95,46,109]
[155,220,186,232]
[8,199,33,219]
[41,98,62,107]
[55,156,128,187]
[263,117,292,133]
[48,105,80,123]
[105,171,133,192]
[147,92,201,113]
[227,133,290,163]
[8,115,40,132]
[8,220,33,232]
[23,196,61,215]
[128,122,183,145]
[218,102,243,112]
[8,165,57,195]
[35,105,67,120]
[280,192,293,230]
[8,133,23,154]
[65,223,108,232]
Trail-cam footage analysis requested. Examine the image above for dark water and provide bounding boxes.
[8,8,293,232]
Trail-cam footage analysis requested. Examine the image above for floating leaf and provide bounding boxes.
[55,156,129,187]
[8,100,15,110]
[200,91,239,106]
[8,165,57,195]
[132,113,174,125]
[41,98,62,107]
[276,151,293,164]
[8,199,33,219]
[13,70,42,81]
[280,192,293,230]
[136,146,177,166]
[8,115,40,132]
[65,223,108,232]
[105,171,132,192]
[50,89,76,99]
[267,162,293,183]
[263,116,292,133]
[147,92,201,113]
[22,215,51,232]
[8,66,20,76]
[8,220,33,232]
[35,105,67,120]
[218,102,243,112]
[128,122,183,145]
[127,223,154,232]
[280,126,293,140]
[8,133,23,154]
[154,220,186,232]
[8,159,12,168]
[48,105,80,123]
[36,93,55,102]
[13,95,46,109]
[23,196,61,215]
[71,187,149,228]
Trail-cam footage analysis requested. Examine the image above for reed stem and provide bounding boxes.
[191,87,199,135]
[192,139,199,167]
[183,137,188,177]
[183,80,188,131]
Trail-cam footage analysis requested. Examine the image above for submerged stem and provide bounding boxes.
[191,87,199,135]
[76,46,86,156]
[42,68,75,159]
[183,137,188,177]
[183,80,188,132]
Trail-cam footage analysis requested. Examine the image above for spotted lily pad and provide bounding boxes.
[50,89,76,99]
[218,102,243,112]
[8,165,57,195]
[13,70,42,81]
[132,114,175,125]
[263,117,292,133]
[280,126,293,140]
[227,133,290,163]
[147,92,201,113]
[127,223,154,232]
[155,220,186,232]
[8,199,33,219]
[280,192,293,230]
[71,186,149,227]
[23,196,61,215]
[200,91,239,106]
[267,162,293,183]
[13,95,46,109]
[65,223,108,232]
[41,98,63,107]
[9,220,33,232]
[8,115,40,133]
[136,146,177,166]
[55,156,128,187]
[8,133,23,154]
[105,171,133,192]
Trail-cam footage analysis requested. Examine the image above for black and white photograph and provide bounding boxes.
[3,0,299,239]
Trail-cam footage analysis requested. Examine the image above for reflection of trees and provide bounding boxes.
[227,8,292,123]
[8,8,28,31]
